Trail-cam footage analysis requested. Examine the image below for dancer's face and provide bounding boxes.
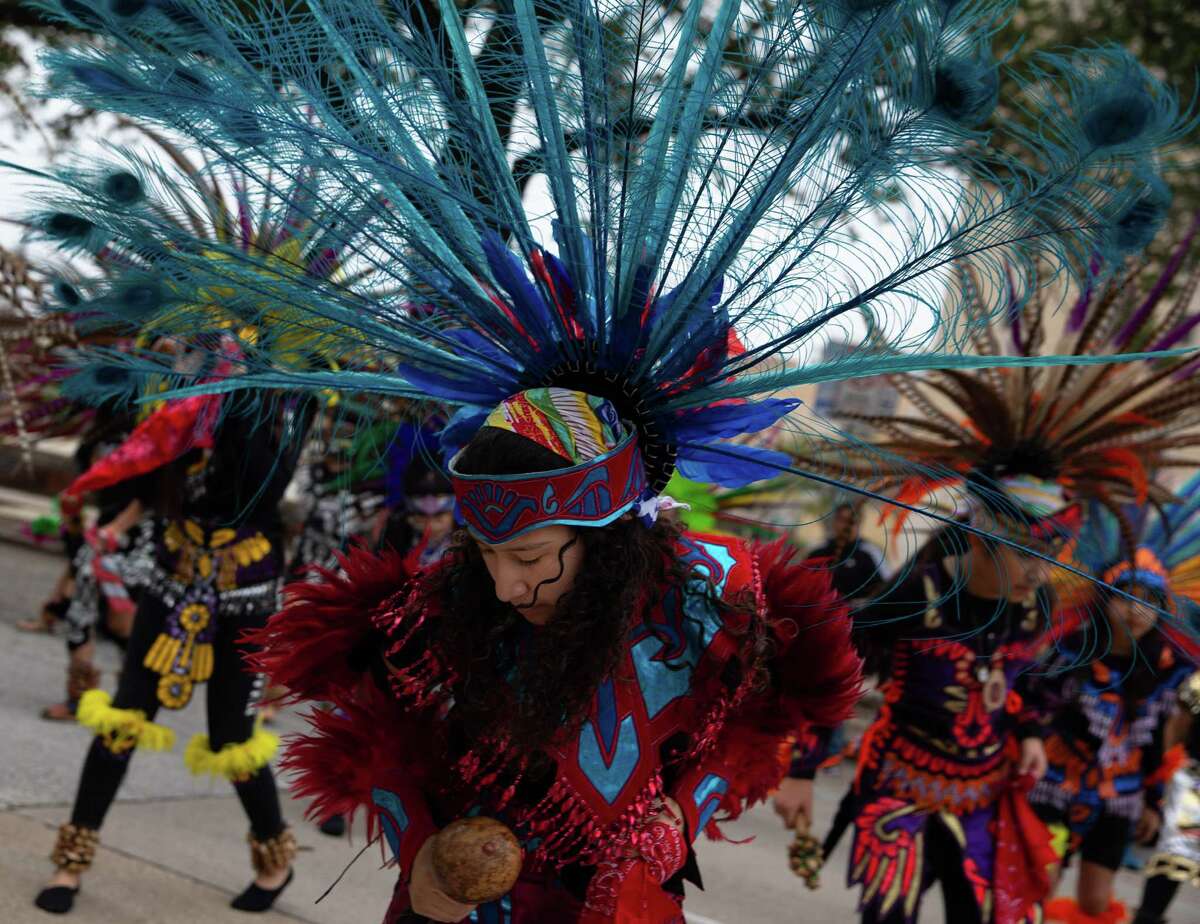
[408,510,456,544]
[966,534,1051,603]
[832,505,860,544]
[476,525,586,625]
[1107,583,1160,642]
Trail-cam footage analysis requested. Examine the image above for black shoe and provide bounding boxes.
[231,868,293,913]
[318,814,346,837]
[34,885,79,914]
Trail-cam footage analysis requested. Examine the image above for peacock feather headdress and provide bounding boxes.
[8,0,1197,547]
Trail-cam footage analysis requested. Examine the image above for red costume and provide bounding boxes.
[253,533,862,922]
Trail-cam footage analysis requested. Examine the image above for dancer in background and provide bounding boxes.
[41,405,155,720]
[35,342,314,915]
[782,228,1200,921]
[1135,669,1200,924]
[1032,509,1195,924]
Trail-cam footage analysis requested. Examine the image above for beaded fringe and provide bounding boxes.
[51,823,99,873]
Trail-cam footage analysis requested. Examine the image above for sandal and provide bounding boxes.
[17,599,69,634]
[41,701,79,722]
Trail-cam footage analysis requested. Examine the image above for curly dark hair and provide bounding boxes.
[427,425,765,754]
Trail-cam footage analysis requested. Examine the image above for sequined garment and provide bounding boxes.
[846,557,1050,924]
[65,515,157,648]
[1029,639,1189,848]
[250,535,862,922]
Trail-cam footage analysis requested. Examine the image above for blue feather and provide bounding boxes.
[52,279,83,308]
[652,277,727,386]
[668,398,801,444]
[1104,174,1172,261]
[1083,91,1154,148]
[933,55,999,125]
[480,231,557,352]
[440,406,491,461]
[101,170,144,204]
[676,443,794,489]
[112,0,147,16]
[44,212,94,240]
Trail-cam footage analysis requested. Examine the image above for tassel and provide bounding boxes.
[143,634,181,673]
[190,643,214,681]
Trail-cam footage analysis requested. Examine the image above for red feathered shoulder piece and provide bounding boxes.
[244,543,416,703]
[701,539,864,827]
[757,538,863,729]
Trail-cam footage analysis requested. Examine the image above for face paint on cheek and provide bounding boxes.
[517,533,580,613]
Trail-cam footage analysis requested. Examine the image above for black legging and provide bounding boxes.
[860,812,984,924]
[1133,874,1182,924]
[69,591,284,840]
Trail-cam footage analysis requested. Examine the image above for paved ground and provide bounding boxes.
[0,532,1195,923]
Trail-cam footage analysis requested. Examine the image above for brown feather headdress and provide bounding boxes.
[793,215,1200,539]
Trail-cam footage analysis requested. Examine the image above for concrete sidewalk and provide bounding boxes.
[2,534,1196,924]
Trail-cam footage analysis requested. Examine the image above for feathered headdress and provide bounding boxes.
[792,221,1200,539]
[10,0,1197,544]
[1056,473,1200,618]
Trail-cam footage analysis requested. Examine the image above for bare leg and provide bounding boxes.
[1076,861,1117,917]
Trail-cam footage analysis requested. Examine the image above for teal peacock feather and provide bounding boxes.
[5,0,1196,521]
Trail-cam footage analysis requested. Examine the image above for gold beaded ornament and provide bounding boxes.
[788,816,823,890]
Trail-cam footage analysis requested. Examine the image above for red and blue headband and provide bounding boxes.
[449,388,650,544]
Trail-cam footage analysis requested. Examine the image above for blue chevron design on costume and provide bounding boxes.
[578,713,640,804]
[693,773,729,831]
[371,787,410,860]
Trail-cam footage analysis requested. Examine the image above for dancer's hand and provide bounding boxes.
[772,778,814,830]
[1135,806,1162,844]
[409,836,477,922]
[1017,737,1047,781]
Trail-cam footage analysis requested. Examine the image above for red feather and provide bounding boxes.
[757,539,864,729]
[281,682,437,863]
[244,543,412,703]
[705,541,864,828]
